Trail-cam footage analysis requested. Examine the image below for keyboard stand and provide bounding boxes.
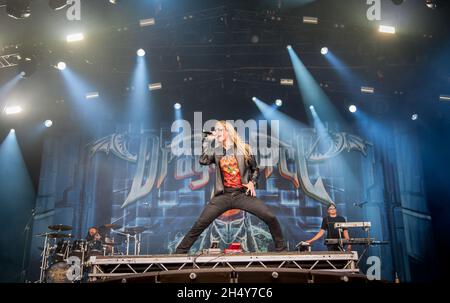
[336,223,372,265]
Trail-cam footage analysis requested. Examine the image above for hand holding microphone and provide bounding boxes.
[202,130,217,141]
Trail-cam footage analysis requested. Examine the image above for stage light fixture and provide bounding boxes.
[250,35,260,44]
[275,99,283,107]
[148,83,162,91]
[6,0,32,19]
[140,18,155,27]
[280,79,294,86]
[49,0,69,10]
[86,92,99,99]
[303,16,318,24]
[17,55,37,78]
[44,120,53,127]
[411,114,418,121]
[349,105,357,113]
[439,94,450,101]
[321,47,328,55]
[361,86,375,94]
[174,103,181,110]
[379,25,396,34]
[66,33,84,43]
[137,49,146,57]
[426,0,437,9]
[4,105,23,115]
[57,62,66,70]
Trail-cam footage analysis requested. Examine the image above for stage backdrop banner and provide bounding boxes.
[29,120,437,282]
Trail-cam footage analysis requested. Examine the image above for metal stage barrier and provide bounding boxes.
[87,251,367,283]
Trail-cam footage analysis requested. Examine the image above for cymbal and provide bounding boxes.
[122,226,147,235]
[49,233,72,239]
[48,224,72,231]
[101,223,122,229]
[35,232,73,239]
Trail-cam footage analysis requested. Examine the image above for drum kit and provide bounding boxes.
[35,223,149,283]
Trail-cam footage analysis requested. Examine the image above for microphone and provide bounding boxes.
[295,241,310,248]
[202,130,213,135]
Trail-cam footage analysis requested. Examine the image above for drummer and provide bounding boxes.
[85,225,116,255]
[85,226,101,242]
[99,225,116,254]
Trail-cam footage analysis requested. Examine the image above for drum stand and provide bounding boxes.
[136,233,141,255]
[39,234,51,283]
[126,233,131,255]
[78,247,86,282]
[132,233,141,255]
[126,233,141,255]
[111,229,141,255]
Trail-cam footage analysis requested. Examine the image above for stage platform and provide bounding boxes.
[87,251,369,283]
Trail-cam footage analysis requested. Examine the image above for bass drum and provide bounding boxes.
[46,262,72,283]
[46,259,84,283]
[87,240,104,257]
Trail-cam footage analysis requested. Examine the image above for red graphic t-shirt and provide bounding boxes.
[219,155,242,188]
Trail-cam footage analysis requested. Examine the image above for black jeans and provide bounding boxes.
[176,189,286,253]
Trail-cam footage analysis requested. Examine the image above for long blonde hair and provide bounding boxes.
[217,120,252,161]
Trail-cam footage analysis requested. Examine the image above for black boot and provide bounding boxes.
[275,241,288,252]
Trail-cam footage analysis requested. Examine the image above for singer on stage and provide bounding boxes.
[175,120,287,254]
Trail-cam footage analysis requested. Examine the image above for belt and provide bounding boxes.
[223,187,245,193]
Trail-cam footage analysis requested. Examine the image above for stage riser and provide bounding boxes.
[88,252,361,282]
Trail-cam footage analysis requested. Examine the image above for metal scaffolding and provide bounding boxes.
[88,251,360,282]
[0,53,19,69]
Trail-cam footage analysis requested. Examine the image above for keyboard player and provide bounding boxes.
[305,204,352,251]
